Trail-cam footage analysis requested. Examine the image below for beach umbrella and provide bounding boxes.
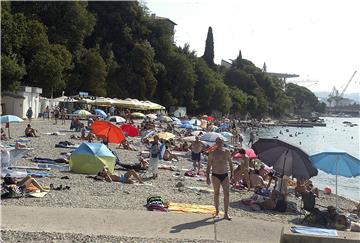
[0,115,24,138]
[233,149,257,160]
[155,132,176,141]
[159,115,172,122]
[172,120,182,126]
[69,142,116,174]
[207,116,215,121]
[106,116,126,124]
[220,131,234,139]
[310,149,360,209]
[74,110,91,117]
[181,120,191,124]
[130,112,145,119]
[180,123,194,129]
[190,119,201,126]
[171,117,180,122]
[94,109,107,119]
[252,138,318,179]
[183,136,196,142]
[200,132,228,143]
[120,123,139,137]
[191,131,205,136]
[142,130,156,141]
[91,121,125,144]
[146,114,157,120]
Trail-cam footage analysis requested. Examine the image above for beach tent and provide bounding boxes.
[69,142,116,174]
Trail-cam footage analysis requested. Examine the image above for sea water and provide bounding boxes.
[252,117,360,201]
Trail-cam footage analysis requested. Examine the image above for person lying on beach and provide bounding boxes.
[1,128,7,140]
[118,157,149,172]
[118,140,137,151]
[2,175,45,194]
[97,167,143,184]
[24,124,39,137]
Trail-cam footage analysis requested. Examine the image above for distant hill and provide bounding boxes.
[314,91,360,104]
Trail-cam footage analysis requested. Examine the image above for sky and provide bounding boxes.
[145,0,360,93]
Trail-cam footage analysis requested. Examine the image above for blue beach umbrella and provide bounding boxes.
[95,109,107,119]
[310,149,360,209]
[180,123,193,129]
[0,115,24,138]
[221,132,234,139]
[0,115,24,123]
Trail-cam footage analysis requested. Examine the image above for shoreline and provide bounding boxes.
[1,120,359,223]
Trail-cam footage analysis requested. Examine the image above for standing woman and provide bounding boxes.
[149,135,160,179]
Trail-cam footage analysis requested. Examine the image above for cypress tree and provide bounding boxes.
[203,26,214,66]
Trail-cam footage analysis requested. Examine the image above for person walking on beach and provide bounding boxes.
[26,107,33,123]
[54,107,60,125]
[206,137,233,220]
[190,136,205,173]
[149,135,161,179]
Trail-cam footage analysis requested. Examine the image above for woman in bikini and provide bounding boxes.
[206,137,233,220]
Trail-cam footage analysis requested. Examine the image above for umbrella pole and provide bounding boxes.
[336,155,339,211]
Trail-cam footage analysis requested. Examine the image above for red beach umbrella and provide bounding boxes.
[233,149,257,160]
[120,123,139,137]
[207,116,215,121]
[91,121,125,144]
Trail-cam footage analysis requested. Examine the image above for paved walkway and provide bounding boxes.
[1,206,286,242]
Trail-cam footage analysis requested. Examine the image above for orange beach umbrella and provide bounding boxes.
[91,121,125,144]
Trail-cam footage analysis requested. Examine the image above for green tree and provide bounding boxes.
[285,83,319,114]
[1,55,26,91]
[29,44,71,97]
[202,26,214,66]
[229,87,247,115]
[70,49,107,97]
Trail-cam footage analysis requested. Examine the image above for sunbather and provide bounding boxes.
[249,169,266,189]
[24,124,39,137]
[163,148,179,161]
[232,149,251,191]
[118,157,149,171]
[97,167,143,184]
[2,175,45,193]
[118,140,137,151]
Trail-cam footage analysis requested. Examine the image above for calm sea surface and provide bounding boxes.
[252,117,360,201]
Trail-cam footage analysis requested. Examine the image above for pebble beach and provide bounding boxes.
[1,119,359,241]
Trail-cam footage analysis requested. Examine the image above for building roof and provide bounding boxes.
[154,16,177,26]
[1,92,26,99]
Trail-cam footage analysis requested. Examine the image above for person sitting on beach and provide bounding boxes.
[97,167,143,184]
[232,149,251,191]
[1,128,7,140]
[295,179,319,197]
[163,147,179,161]
[249,169,267,189]
[24,124,39,137]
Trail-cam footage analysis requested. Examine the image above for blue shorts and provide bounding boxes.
[191,152,201,162]
[119,174,127,183]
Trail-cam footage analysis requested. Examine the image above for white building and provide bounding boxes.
[1,86,43,119]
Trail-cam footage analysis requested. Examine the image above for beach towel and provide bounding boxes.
[168,202,223,215]
[15,139,31,143]
[28,191,48,198]
[32,157,68,164]
[186,186,214,193]
[290,226,338,237]
[27,171,55,178]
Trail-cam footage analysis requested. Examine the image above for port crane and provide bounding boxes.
[328,70,357,107]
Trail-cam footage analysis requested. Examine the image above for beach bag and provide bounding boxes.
[146,196,167,212]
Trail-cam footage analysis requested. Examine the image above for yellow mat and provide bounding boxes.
[168,202,223,215]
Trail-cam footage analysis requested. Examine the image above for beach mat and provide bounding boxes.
[28,191,48,198]
[290,226,338,237]
[168,202,223,215]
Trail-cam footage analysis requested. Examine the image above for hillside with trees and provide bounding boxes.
[1,1,324,117]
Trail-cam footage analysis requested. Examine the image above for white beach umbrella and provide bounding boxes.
[200,132,228,142]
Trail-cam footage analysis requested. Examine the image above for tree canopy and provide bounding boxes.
[1,1,323,117]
